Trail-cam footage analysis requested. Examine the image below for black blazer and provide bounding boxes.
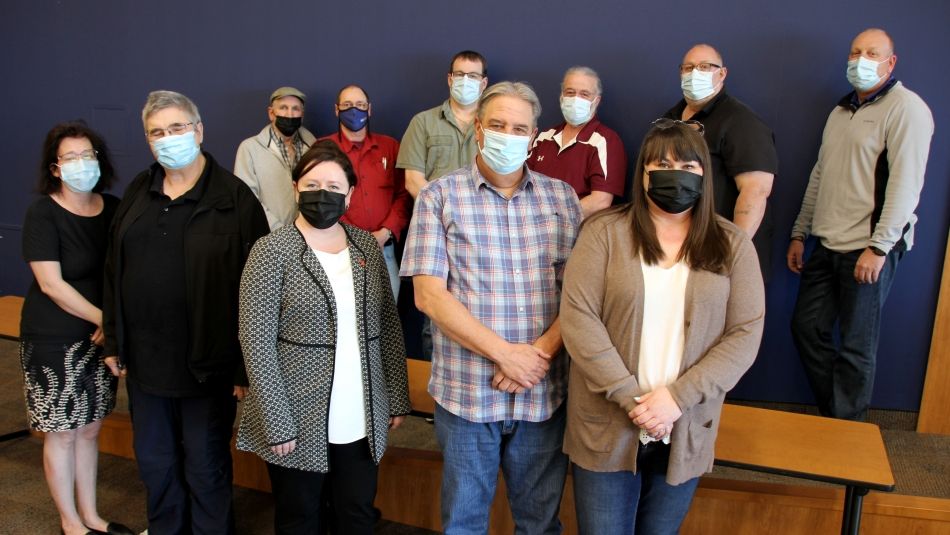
[102,153,269,384]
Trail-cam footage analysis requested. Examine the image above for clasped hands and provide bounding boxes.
[629,387,682,441]
[491,342,552,394]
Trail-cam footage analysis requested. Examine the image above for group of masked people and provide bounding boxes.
[18,26,932,535]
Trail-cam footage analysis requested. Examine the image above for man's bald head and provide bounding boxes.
[683,44,724,66]
[852,28,895,56]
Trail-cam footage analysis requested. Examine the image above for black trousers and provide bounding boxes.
[127,381,236,535]
[266,438,379,535]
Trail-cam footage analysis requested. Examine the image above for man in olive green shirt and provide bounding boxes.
[397,50,488,198]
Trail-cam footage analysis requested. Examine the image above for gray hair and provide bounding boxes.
[477,81,542,128]
[141,90,202,130]
[562,66,603,96]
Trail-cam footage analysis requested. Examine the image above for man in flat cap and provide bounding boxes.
[234,86,317,230]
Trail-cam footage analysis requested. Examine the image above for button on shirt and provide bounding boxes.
[121,168,210,397]
[321,131,411,238]
[400,163,582,423]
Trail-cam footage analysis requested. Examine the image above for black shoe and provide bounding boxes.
[87,523,135,535]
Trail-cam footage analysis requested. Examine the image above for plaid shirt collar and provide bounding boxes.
[470,159,536,198]
[268,125,309,169]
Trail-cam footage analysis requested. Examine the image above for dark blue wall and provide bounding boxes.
[2,0,947,410]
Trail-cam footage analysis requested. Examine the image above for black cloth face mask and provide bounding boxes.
[647,169,703,214]
[275,116,302,137]
[298,189,346,229]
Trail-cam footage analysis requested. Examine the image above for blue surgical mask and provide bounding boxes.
[560,96,593,126]
[339,107,369,132]
[451,76,482,106]
[681,70,717,101]
[59,159,100,193]
[151,131,200,170]
[847,56,889,92]
[478,127,531,175]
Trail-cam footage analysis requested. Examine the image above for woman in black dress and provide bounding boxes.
[20,122,133,535]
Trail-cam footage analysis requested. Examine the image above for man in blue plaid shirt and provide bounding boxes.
[401,81,582,534]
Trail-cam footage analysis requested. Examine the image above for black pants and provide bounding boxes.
[266,438,379,535]
[127,381,236,535]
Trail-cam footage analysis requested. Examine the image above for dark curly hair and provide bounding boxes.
[38,121,116,194]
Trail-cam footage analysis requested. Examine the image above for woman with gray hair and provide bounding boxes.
[101,90,268,534]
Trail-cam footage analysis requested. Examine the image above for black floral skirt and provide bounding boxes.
[19,338,117,432]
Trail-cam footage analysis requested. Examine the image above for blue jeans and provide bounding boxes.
[572,442,699,535]
[791,242,903,420]
[382,242,401,301]
[434,403,568,535]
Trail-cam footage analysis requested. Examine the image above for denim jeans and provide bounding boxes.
[572,442,699,535]
[791,242,903,420]
[382,242,401,301]
[434,403,568,535]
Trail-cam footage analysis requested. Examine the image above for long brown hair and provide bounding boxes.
[599,123,731,273]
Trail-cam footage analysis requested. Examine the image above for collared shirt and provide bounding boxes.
[268,125,308,170]
[528,116,627,198]
[400,162,582,423]
[396,99,479,182]
[847,76,897,111]
[121,163,219,397]
[320,131,412,238]
[665,90,778,278]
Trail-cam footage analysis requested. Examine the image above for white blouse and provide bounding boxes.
[313,247,367,444]
[637,257,689,445]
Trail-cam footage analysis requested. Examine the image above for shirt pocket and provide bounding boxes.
[425,135,454,176]
[529,210,574,271]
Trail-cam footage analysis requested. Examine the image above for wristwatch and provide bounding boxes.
[868,246,886,257]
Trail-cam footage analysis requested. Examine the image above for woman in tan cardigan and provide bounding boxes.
[560,120,765,534]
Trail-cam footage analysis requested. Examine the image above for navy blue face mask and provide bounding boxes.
[339,107,369,132]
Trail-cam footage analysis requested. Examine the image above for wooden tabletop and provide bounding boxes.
[716,403,895,491]
[0,295,23,340]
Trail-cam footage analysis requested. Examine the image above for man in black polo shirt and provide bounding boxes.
[102,90,268,534]
[664,44,778,279]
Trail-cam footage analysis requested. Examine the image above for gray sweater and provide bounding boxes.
[233,125,316,231]
[791,81,934,253]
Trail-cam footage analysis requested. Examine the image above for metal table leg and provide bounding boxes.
[841,486,869,535]
[0,429,30,442]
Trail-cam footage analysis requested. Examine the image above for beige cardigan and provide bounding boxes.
[560,210,765,485]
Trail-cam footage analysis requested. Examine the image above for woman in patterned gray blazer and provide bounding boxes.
[236,140,411,535]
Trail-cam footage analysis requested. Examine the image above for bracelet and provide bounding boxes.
[790,236,804,242]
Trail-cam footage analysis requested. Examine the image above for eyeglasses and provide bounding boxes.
[338,101,369,111]
[57,149,98,163]
[652,118,705,136]
[146,122,195,141]
[449,71,484,81]
[679,62,722,74]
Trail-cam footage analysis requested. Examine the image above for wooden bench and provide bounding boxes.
[407,358,894,535]
[0,295,30,442]
[0,295,23,341]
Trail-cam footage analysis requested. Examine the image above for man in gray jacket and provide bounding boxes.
[234,86,317,230]
[787,28,934,421]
